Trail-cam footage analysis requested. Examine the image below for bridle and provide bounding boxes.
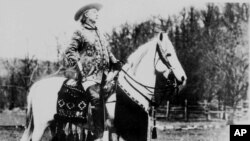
[155,41,179,88]
[154,42,172,70]
[120,39,180,104]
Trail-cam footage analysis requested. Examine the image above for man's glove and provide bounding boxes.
[104,70,119,93]
[112,60,123,71]
[103,80,115,93]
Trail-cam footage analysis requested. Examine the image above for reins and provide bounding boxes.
[119,41,172,92]
[121,69,155,91]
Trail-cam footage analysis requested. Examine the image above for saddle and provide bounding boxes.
[54,79,89,124]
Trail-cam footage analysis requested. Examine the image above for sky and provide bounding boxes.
[0,0,247,60]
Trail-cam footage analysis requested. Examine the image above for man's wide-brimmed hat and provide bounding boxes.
[74,3,103,21]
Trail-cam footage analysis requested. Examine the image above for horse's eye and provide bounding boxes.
[166,53,171,57]
[159,33,163,41]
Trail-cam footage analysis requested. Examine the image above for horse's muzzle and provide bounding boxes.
[177,76,186,86]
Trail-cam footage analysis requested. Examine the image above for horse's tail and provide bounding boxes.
[20,85,35,141]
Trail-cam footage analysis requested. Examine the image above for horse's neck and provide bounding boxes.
[133,43,156,88]
[133,64,156,88]
[117,56,156,111]
[121,42,157,91]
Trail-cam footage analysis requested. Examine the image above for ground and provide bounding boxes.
[0,127,229,141]
[0,109,229,141]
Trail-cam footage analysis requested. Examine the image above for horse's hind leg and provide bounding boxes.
[49,121,59,141]
[31,123,49,141]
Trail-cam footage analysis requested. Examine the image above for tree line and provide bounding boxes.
[0,3,248,111]
[108,3,249,110]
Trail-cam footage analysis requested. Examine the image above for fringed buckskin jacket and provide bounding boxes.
[65,23,117,85]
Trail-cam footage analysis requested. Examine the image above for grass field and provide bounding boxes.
[0,109,230,141]
[0,127,229,141]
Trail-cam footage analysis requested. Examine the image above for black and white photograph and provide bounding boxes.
[0,0,249,141]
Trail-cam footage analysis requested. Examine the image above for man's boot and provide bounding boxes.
[86,84,104,139]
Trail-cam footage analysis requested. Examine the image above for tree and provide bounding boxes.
[3,55,39,109]
[198,3,249,109]
[109,20,158,62]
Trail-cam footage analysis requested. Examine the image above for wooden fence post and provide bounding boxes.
[166,101,169,120]
[184,99,188,121]
[204,100,211,121]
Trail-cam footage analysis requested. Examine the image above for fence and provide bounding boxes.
[156,99,249,121]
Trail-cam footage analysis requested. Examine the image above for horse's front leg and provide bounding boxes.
[108,131,120,141]
[104,118,116,141]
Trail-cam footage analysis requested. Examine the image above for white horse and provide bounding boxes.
[20,32,187,141]
[105,32,186,141]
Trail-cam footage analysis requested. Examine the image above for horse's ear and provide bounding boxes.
[159,33,163,41]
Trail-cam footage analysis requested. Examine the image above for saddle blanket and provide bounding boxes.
[54,79,89,123]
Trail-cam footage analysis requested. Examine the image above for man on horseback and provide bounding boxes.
[65,3,120,139]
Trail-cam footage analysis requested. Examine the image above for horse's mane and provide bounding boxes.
[126,37,157,75]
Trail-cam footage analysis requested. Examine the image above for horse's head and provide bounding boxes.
[154,32,187,89]
[118,32,187,111]
[123,32,186,93]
